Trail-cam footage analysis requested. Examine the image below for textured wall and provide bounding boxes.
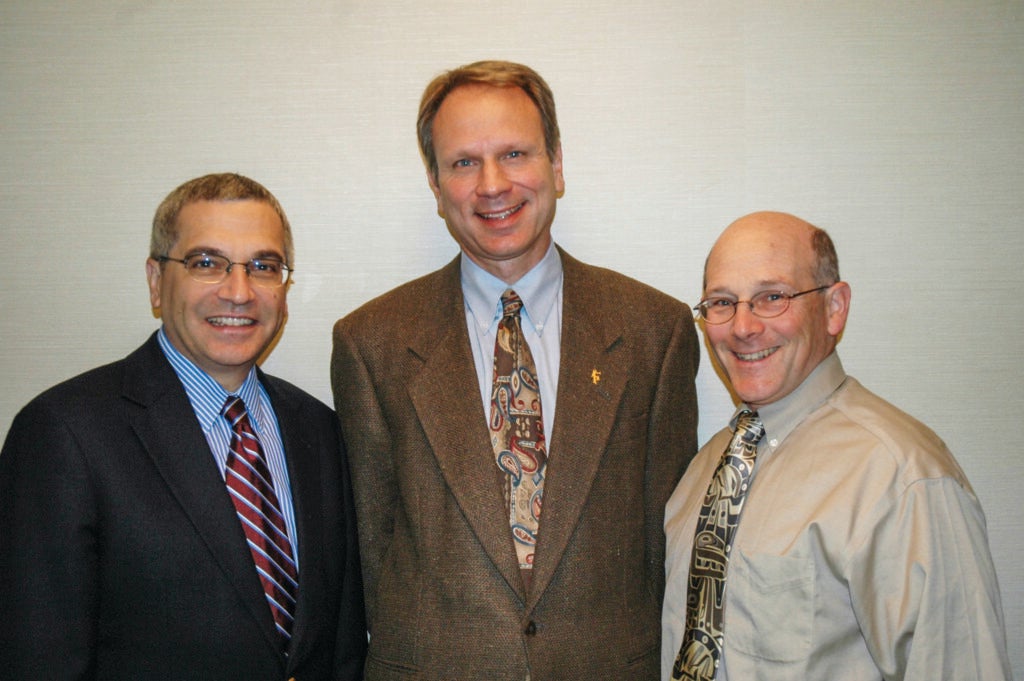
[2,1,1020,674]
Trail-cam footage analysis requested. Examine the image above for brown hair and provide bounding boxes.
[810,225,840,285]
[417,60,560,179]
[150,173,294,265]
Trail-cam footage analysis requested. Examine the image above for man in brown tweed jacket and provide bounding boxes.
[332,60,699,680]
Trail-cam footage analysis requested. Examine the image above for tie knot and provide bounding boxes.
[222,396,248,427]
[735,410,765,445]
[501,289,523,318]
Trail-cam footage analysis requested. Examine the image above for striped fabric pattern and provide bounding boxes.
[222,396,298,647]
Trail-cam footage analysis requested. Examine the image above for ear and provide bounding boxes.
[825,281,851,337]
[145,258,162,310]
[551,143,565,196]
[426,169,444,217]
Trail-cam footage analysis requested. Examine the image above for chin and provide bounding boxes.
[731,383,773,407]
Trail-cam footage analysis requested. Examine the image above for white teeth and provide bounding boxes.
[208,317,253,327]
[736,347,777,361]
[481,204,522,220]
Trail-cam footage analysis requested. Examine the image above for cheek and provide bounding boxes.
[260,289,288,318]
[705,327,732,354]
[436,176,471,203]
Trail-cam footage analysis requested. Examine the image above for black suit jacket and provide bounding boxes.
[0,333,366,680]
[332,248,700,680]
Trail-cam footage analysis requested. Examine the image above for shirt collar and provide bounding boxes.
[460,242,563,336]
[736,352,848,448]
[156,326,263,433]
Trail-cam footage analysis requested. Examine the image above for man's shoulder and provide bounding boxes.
[20,345,147,411]
[562,251,689,314]
[334,258,459,336]
[4,342,155,446]
[260,371,333,417]
[561,256,691,343]
[824,376,965,483]
[831,377,945,445]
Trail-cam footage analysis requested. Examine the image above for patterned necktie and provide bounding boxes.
[489,289,547,572]
[672,410,765,681]
[222,396,298,648]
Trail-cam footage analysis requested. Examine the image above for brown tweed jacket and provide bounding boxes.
[331,247,699,680]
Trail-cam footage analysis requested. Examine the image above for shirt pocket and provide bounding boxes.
[726,550,813,663]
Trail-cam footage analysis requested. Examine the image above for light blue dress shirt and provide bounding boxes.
[461,243,563,442]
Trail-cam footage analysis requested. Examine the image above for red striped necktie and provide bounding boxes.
[222,396,298,649]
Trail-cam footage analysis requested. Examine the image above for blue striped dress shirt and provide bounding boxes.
[157,328,299,566]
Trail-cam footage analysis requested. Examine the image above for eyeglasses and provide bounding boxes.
[158,253,293,287]
[694,285,832,324]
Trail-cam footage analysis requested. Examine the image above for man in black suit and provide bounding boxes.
[0,173,366,680]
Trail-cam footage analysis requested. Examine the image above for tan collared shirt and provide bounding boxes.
[662,354,1011,680]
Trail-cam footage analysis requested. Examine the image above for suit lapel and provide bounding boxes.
[527,251,628,608]
[406,258,526,597]
[121,336,282,654]
[262,374,322,665]
[404,253,632,605]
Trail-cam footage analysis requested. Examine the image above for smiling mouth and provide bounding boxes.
[478,202,525,220]
[735,347,778,361]
[208,316,254,327]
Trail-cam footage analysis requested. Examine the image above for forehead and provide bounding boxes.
[433,85,544,148]
[173,200,285,253]
[705,222,814,293]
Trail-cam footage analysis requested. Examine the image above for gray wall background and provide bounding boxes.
[2,2,1020,674]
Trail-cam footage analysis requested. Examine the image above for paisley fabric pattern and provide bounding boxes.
[673,411,764,681]
[489,289,547,571]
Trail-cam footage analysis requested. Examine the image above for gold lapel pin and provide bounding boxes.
[591,369,602,385]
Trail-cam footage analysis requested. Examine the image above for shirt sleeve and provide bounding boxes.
[847,476,1012,680]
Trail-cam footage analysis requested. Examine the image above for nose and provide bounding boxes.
[476,159,512,197]
[729,301,764,338]
[217,263,256,304]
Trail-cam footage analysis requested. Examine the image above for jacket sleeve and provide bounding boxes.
[644,306,700,597]
[0,399,100,680]
[331,317,396,630]
[333,424,369,680]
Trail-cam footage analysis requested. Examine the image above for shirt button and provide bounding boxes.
[524,620,537,636]
[769,438,778,447]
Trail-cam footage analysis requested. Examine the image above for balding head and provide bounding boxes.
[700,211,850,409]
[704,211,838,290]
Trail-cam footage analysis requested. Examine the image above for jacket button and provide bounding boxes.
[524,620,537,636]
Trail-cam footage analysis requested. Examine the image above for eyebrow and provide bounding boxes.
[704,280,795,296]
[182,246,286,261]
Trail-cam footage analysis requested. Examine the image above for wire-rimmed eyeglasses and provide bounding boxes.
[694,285,832,324]
[158,253,293,288]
